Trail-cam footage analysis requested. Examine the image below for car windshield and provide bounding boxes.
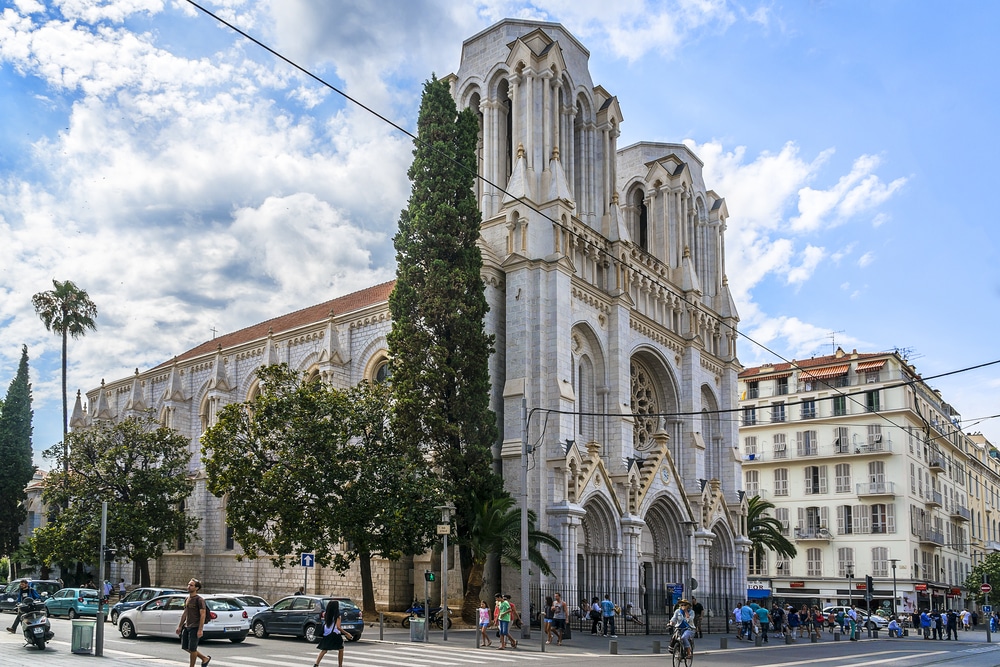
[33,583,61,596]
[237,596,267,607]
[207,599,242,612]
[79,590,99,599]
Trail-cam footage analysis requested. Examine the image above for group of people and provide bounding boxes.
[475,593,523,650]
[913,608,979,640]
[732,602,841,642]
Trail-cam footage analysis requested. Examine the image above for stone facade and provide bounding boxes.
[69,19,747,610]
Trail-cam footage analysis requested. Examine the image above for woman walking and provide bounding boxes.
[542,596,554,644]
[314,599,352,667]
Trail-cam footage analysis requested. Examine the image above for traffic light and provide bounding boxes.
[104,548,117,561]
[865,575,874,600]
[424,570,436,582]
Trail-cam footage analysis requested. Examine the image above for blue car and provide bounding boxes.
[109,587,184,626]
[45,588,100,618]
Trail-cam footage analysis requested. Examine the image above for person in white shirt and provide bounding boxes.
[669,600,695,658]
[888,617,901,638]
[962,609,971,631]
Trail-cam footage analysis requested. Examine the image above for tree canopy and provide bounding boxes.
[965,551,1000,603]
[0,345,34,557]
[747,495,797,561]
[32,417,197,585]
[387,75,504,618]
[202,365,441,615]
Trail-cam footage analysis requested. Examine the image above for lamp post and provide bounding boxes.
[847,563,854,624]
[435,503,454,641]
[681,521,697,602]
[520,398,531,639]
[889,559,899,620]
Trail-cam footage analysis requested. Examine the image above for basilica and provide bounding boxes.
[73,19,748,614]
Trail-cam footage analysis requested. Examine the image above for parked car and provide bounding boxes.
[117,594,249,642]
[109,587,185,625]
[214,594,269,620]
[250,595,363,642]
[821,605,888,630]
[44,588,100,618]
[0,580,62,613]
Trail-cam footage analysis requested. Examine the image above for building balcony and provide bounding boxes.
[743,452,763,463]
[986,540,1000,553]
[950,505,971,522]
[794,527,832,541]
[929,455,946,473]
[856,481,896,497]
[916,528,945,547]
[855,438,893,455]
[925,490,943,508]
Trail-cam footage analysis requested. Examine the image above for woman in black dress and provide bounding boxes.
[314,599,352,667]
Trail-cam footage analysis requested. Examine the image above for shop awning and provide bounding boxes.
[747,371,792,382]
[856,359,887,372]
[800,364,850,381]
[747,588,771,599]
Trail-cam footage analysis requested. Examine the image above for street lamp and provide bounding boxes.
[847,563,854,616]
[681,521,697,602]
[889,559,899,620]
[435,503,455,641]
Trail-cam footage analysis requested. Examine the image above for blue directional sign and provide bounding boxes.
[673,583,684,597]
[301,552,315,568]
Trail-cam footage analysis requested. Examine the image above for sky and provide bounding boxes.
[1,0,998,467]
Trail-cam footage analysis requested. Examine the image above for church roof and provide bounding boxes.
[152,280,395,370]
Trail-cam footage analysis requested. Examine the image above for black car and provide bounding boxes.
[0,580,62,612]
[109,587,185,625]
[250,595,363,642]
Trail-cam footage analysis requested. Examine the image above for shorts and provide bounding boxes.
[180,627,200,652]
[551,618,565,631]
[499,620,510,636]
[480,620,490,628]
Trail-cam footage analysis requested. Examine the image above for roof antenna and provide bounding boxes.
[828,330,845,354]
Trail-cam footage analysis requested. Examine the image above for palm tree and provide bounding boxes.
[747,494,797,562]
[31,279,98,474]
[458,494,561,623]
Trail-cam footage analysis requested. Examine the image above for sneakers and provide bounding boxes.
[6,627,13,634]
[610,634,618,638]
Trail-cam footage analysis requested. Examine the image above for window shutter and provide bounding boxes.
[887,503,895,533]
[820,506,829,530]
[798,507,805,530]
[819,466,828,494]
[856,504,870,533]
[837,505,845,534]
[797,431,803,457]
[804,467,812,494]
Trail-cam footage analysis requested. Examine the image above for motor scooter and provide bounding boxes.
[15,599,54,650]
[400,600,454,629]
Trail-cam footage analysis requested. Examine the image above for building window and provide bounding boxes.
[745,436,758,457]
[797,430,818,456]
[835,463,851,493]
[776,507,790,535]
[865,370,881,384]
[746,381,759,399]
[804,465,827,494]
[872,547,889,577]
[837,547,855,577]
[807,548,823,576]
[866,390,880,413]
[834,426,850,453]
[776,377,789,395]
[871,503,894,534]
[771,402,786,423]
[745,470,760,495]
[838,505,854,534]
[225,526,235,551]
[743,406,757,426]
[802,399,817,419]
[374,361,392,384]
[775,468,788,496]
[867,424,884,448]
[750,548,767,576]
[832,395,847,416]
[773,433,787,459]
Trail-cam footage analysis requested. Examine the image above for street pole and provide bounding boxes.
[520,397,530,639]
[96,501,107,656]
[985,566,992,644]
[436,504,454,642]
[889,559,899,620]
[847,565,854,638]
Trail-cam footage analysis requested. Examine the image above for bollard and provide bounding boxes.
[610,639,618,655]
[653,640,661,654]
[811,633,818,643]
[833,631,841,641]
[755,633,762,646]
[873,629,879,639]
[540,639,545,653]
[719,637,728,649]
[785,633,795,644]
[379,613,385,641]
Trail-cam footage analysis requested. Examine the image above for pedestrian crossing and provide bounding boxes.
[92,640,588,667]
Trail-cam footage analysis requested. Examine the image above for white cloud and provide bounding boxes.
[786,244,825,284]
[792,154,907,232]
[857,251,874,268]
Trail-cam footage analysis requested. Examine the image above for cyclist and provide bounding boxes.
[669,599,695,659]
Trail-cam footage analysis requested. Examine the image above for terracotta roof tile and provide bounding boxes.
[153,280,395,370]
[739,350,888,379]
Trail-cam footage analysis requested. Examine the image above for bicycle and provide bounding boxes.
[668,627,694,667]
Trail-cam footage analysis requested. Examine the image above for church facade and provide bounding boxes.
[74,19,747,613]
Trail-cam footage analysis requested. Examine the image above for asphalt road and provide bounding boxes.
[3,615,1000,667]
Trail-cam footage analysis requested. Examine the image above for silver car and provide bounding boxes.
[118,594,250,643]
[214,594,269,620]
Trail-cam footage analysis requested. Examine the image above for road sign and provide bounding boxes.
[301,552,315,568]
[984,605,993,614]
[673,583,684,597]
[982,583,993,593]
[436,524,451,535]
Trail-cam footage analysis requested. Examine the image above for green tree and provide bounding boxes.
[33,417,197,585]
[31,279,98,474]
[388,75,503,621]
[459,494,561,621]
[747,495,797,562]
[202,365,440,615]
[965,552,1000,603]
[0,345,35,557]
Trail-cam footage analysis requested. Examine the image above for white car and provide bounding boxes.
[215,594,270,620]
[118,594,249,643]
[821,606,888,630]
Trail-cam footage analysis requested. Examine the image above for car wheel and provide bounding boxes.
[110,610,119,625]
[119,619,137,639]
[252,621,268,638]
[230,635,246,643]
[68,608,78,620]
[304,624,317,642]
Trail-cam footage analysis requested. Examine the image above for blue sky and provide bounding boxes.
[1,1,998,466]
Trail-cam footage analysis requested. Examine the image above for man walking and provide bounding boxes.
[692,597,704,638]
[175,578,211,667]
[551,592,568,645]
[740,601,753,640]
[755,603,770,643]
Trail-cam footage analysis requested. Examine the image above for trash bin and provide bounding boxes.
[71,618,96,654]
[409,617,426,642]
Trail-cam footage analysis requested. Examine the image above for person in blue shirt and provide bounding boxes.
[740,602,754,639]
[6,580,40,633]
[600,594,618,638]
[755,604,770,642]
[669,599,695,658]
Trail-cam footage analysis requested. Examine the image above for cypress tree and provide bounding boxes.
[0,345,35,556]
[388,76,503,609]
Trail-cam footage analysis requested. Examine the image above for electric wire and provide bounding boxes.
[183,1,999,446]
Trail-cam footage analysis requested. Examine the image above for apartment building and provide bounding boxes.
[739,347,990,614]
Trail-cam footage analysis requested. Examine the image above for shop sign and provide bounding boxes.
[915,584,928,591]
[789,581,805,588]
